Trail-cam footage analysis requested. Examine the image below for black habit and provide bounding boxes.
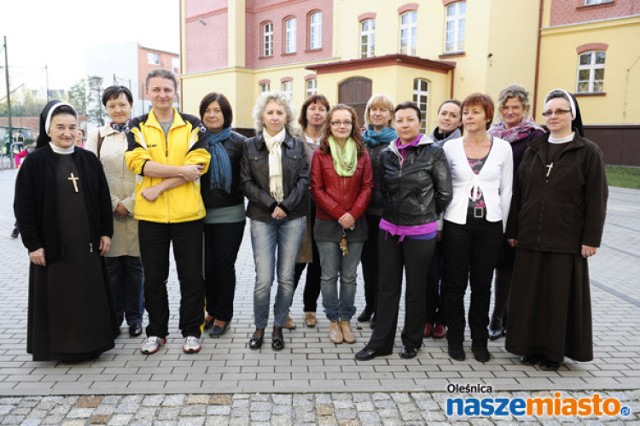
[505,131,608,364]
[14,144,118,361]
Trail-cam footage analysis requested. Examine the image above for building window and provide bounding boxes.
[577,51,605,93]
[285,17,297,54]
[282,81,293,99]
[263,22,273,57]
[585,0,609,4]
[306,79,317,97]
[147,53,160,65]
[399,11,417,55]
[260,82,270,93]
[309,12,322,50]
[171,57,180,74]
[412,78,430,133]
[360,19,376,58]
[445,1,465,53]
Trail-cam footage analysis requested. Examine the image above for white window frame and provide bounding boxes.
[282,81,293,99]
[305,79,317,97]
[577,51,605,93]
[360,19,376,58]
[263,22,273,57]
[285,17,297,54]
[585,0,609,5]
[147,52,160,65]
[310,12,322,50]
[444,2,466,53]
[260,82,270,93]
[399,11,417,55]
[412,78,430,133]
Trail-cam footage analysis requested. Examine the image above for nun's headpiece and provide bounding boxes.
[36,100,78,148]
[544,88,584,137]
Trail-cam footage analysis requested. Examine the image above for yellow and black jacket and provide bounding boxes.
[125,109,211,223]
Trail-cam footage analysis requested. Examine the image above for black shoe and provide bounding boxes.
[204,316,214,330]
[471,339,491,363]
[271,326,284,351]
[370,314,377,329]
[400,345,418,359]
[249,328,264,350]
[357,307,373,322]
[488,322,504,341]
[355,347,391,361]
[520,354,544,366]
[129,323,143,337]
[10,228,19,239]
[448,342,466,361]
[209,321,230,338]
[539,356,562,371]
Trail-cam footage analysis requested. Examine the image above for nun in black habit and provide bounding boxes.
[504,89,608,371]
[14,100,118,362]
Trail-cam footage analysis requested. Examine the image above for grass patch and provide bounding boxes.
[606,165,640,189]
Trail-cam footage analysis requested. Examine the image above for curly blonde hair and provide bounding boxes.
[252,91,297,135]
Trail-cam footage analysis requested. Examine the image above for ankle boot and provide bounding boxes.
[329,321,344,344]
[448,341,465,361]
[472,339,491,363]
[338,320,356,344]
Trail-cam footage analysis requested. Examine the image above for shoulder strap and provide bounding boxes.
[97,132,105,160]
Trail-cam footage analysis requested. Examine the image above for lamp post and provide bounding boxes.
[3,36,14,168]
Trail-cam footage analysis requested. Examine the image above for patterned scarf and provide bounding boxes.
[263,128,286,203]
[362,126,397,147]
[110,122,128,133]
[488,118,544,144]
[328,136,357,177]
[205,127,233,193]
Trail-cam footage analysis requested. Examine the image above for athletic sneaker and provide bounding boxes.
[183,336,201,354]
[140,336,166,355]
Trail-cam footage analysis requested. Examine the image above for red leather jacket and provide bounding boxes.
[310,149,373,221]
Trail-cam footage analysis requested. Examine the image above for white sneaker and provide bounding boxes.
[183,336,201,354]
[140,336,166,355]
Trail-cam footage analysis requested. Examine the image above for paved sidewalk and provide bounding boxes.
[0,167,638,424]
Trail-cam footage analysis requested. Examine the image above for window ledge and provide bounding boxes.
[577,1,614,10]
[305,48,323,53]
[575,92,606,97]
[439,51,465,59]
[258,55,273,60]
[281,52,297,57]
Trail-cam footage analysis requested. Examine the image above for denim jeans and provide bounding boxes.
[317,241,363,322]
[104,256,144,326]
[250,216,306,329]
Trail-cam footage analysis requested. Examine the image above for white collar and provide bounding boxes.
[49,142,75,155]
[548,133,574,144]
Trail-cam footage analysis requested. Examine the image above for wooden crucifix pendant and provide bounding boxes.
[68,172,79,192]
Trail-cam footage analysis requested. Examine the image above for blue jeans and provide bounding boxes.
[104,256,145,326]
[316,240,364,322]
[250,216,306,329]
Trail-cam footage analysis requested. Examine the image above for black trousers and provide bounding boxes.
[443,214,503,343]
[204,220,245,322]
[359,214,381,312]
[366,231,436,352]
[293,212,322,312]
[138,220,204,339]
[425,240,446,324]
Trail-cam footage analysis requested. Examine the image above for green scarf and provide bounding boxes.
[328,136,357,177]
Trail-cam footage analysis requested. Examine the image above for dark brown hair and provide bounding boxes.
[199,92,233,129]
[319,104,365,155]
[298,94,330,129]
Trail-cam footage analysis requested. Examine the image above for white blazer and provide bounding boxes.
[443,136,513,231]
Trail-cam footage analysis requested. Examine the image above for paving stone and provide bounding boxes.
[107,414,133,425]
[89,414,111,424]
[250,411,270,422]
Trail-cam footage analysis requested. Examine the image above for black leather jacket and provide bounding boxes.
[365,143,388,216]
[240,131,309,222]
[380,137,452,226]
[200,130,246,209]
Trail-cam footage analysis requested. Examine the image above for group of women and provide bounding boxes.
[15,83,606,371]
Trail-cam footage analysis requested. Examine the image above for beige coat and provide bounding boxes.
[86,126,140,257]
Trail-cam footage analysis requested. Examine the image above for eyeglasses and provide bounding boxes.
[330,121,353,127]
[541,109,572,117]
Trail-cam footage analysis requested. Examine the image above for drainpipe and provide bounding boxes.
[532,0,545,119]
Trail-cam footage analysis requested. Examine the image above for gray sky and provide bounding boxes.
[1,0,180,93]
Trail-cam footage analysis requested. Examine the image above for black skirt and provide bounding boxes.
[505,248,593,363]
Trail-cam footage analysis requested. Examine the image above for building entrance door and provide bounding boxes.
[338,77,372,130]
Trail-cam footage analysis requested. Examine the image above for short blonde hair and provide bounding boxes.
[497,84,531,115]
[252,91,297,135]
[364,94,394,127]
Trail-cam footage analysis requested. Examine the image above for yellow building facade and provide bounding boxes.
[180,0,639,163]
